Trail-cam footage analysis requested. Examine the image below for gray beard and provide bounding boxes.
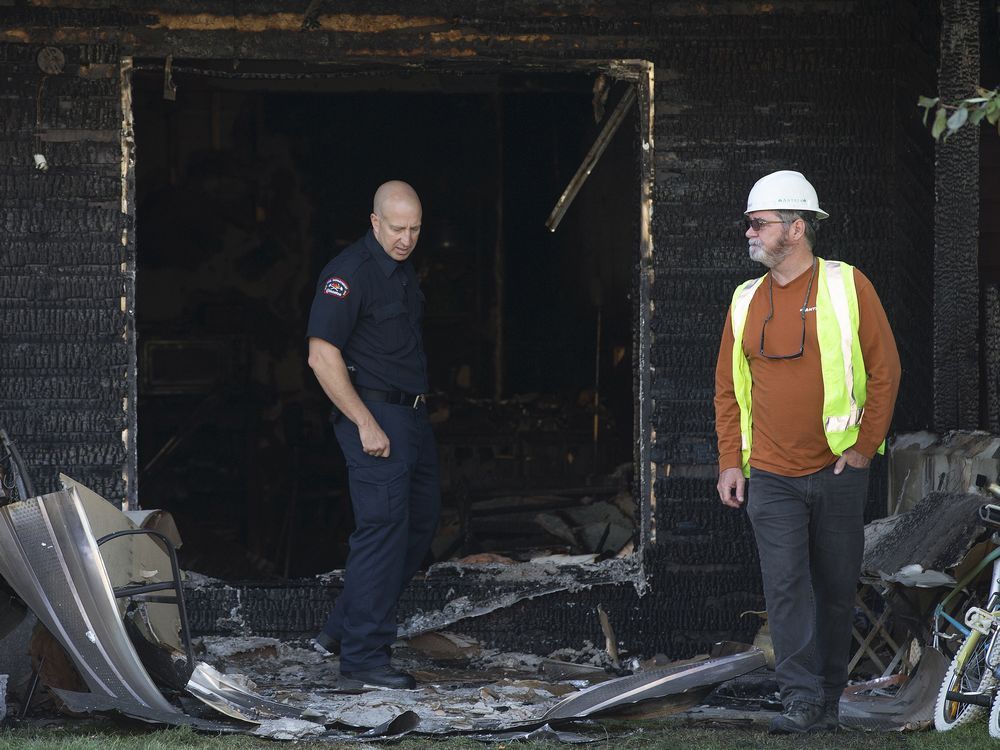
[748,238,792,269]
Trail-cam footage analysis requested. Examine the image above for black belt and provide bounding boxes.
[357,387,425,408]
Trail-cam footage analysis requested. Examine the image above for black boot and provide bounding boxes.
[768,701,825,734]
[816,697,840,731]
[339,665,417,690]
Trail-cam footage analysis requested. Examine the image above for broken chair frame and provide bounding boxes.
[20,526,197,718]
[95,527,197,681]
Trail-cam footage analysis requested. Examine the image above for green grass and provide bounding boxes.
[0,721,994,750]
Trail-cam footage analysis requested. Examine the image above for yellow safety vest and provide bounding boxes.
[729,257,883,478]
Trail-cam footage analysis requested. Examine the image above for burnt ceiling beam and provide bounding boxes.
[0,2,653,60]
[934,0,981,431]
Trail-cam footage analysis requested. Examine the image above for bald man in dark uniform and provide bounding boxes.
[306,181,439,690]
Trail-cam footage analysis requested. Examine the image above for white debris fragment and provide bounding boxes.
[199,635,282,660]
[546,640,616,669]
[253,717,325,740]
[181,570,223,588]
[879,563,956,588]
[471,649,544,672]
[215,587,248,633]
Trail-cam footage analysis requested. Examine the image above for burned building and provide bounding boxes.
[0,0,995,661]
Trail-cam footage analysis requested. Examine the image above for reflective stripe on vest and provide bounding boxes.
[729,277,765,459]
[820,260,862,433]
[728,257,877,477]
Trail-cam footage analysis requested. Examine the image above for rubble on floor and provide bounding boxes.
[6,427,999,737]
[0,468,765,740]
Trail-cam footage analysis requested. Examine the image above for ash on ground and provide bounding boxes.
[194,634,609,732]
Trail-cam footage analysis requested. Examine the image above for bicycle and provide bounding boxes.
[933,485,1000,734]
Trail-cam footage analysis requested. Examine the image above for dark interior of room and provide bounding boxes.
[132,64,640,579]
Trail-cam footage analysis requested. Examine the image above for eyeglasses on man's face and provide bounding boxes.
[745,217,790,232]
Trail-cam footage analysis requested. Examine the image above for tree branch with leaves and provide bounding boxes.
[918,87,1000,140]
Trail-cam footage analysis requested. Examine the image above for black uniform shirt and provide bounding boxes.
[306,230,428,394]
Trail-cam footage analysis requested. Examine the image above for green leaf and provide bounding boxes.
[988,97,1000,124]
[917,95,939,108]
[947,106,969,132]
[971,107,988,125]
[962,97,991,105]
[931,107,948,139]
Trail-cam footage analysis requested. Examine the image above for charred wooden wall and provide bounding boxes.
[0,40,134,502]
[935,0,982,430]
[0,0,940,657]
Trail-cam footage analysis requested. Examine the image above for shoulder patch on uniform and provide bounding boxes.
[323,277,350,298]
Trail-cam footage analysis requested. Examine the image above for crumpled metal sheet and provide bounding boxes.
[0,489,179,715]
[839,648,949,731]
[0,489,316,733]
[357,709,421,737]
[541,647,767,720]
[186,661,301,722]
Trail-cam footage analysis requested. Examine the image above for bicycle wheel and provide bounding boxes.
[935,631,998,731]
[990,687,1000,738]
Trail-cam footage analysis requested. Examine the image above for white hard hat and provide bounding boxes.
[745,170,829,220]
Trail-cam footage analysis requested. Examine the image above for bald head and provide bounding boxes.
[371,181,422,262]
[373,180,421,216]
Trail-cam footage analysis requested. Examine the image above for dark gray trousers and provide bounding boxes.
[747,463,868,708]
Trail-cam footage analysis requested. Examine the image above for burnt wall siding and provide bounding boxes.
[892,0,940,432]
[934,0,981,430]
[652,5,932,466]
[1,0,938,657]
[0,42,132,501]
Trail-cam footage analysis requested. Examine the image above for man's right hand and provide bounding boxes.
[359,421,391,458]
[717,467,745,508]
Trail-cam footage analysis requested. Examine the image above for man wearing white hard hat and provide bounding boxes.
[713,170,900,733]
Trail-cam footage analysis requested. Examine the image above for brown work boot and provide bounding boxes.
[768,701,826,734]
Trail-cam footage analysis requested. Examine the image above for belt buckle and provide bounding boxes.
[412,394,424,408]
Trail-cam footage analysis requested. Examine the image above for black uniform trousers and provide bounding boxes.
[322,398,440,672]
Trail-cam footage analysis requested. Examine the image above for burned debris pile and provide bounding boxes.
[0,430,758,739]
[5,424,1000,738]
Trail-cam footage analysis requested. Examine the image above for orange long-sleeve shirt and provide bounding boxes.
[714,261,901,477]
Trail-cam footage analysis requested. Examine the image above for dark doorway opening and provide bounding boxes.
[132,65,640,579]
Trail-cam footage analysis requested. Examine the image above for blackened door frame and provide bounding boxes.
[123,56,655,592]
